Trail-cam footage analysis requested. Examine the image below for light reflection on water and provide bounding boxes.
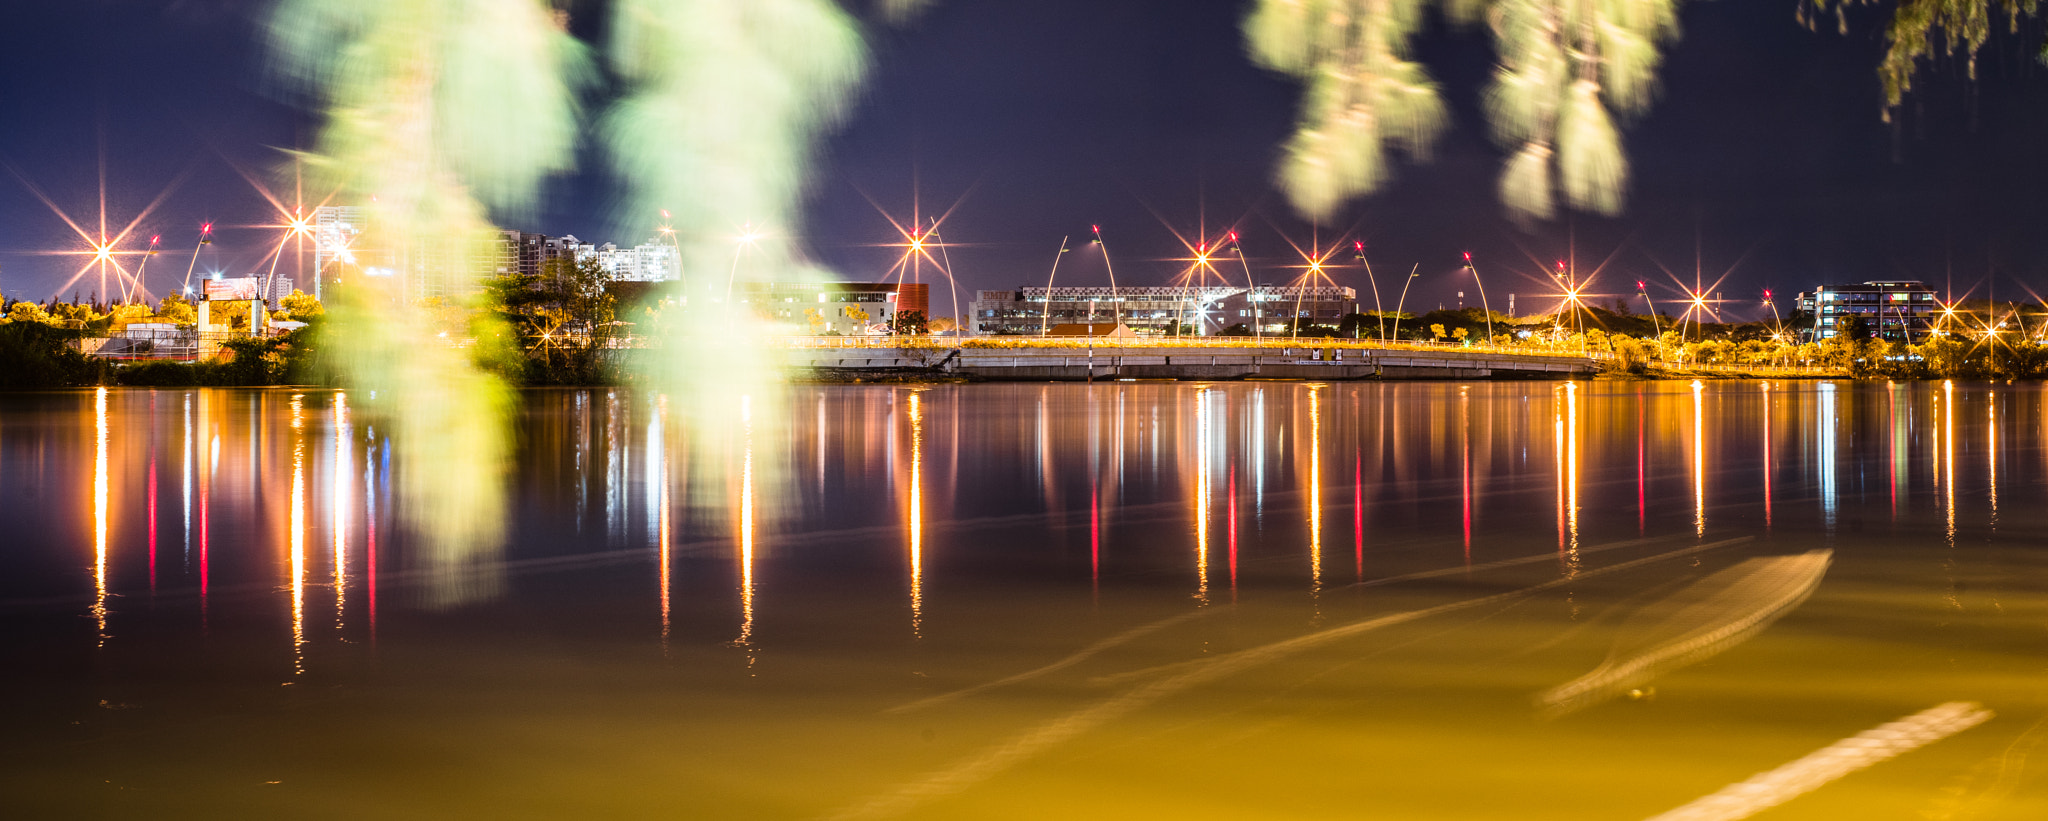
[331,394,349,636]
[91,387,107,646]
[7,381,2048,818]
[289,393,305,677]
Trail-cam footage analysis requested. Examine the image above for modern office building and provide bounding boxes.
[969,285,1357,336]
[736,281,929,335]
[1794,280,1937,341]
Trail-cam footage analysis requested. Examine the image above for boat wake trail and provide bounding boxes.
[825,537,1750,821]
[1539,550,1832,718]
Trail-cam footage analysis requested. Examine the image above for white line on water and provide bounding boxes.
[1645,701,1994,821]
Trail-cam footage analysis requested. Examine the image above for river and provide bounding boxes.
[2,380,2044,819]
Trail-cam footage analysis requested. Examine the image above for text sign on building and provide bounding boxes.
[204,277,261,300]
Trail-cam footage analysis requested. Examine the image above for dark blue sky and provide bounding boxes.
[3,0,2046,320]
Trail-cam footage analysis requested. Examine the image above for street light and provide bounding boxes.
[1093,224,1122,333]
[1230,231,1262,341]
[1638,281,1662,338]
[1462,252,1493,347]
[724,224,761,310]
[1037,235,1069,337]
[1391,264,1421,343]
[1356,241,1385,342]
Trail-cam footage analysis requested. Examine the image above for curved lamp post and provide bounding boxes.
[1462,252,1493,347]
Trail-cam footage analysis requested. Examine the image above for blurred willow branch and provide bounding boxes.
[1245,0,1676,227]
[1486,0,1678,225]
[1800,0,2042,119]
[267,0,591,223]
[602,0,866,286]
[266,0,592,599]
[1252,0,2044,226]
[1245,0,1450,223]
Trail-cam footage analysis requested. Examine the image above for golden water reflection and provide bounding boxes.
[1554,382,1580,574]
[737,394,757,653]
[91,387,108,647]
[1943,380,1956,548]
[1193,386,1211,605]
[332,393,349,634]
[16,382,2048,818]
[907,390,924,638]
[35,382,2048,683]
[289,393,306,677]
[1691,380,1705,537]
[657,395,672,648]
[1307,385,1323,605]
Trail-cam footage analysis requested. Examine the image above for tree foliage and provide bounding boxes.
[157,293,198,325]
[890,309,930,335]
[1247,0,1678,224]
[1487,0,1679,223]
[6,301,53,324]
[0,322,105,389]
[1245,0,1448,222]
[603,0,866,284]
[1802,0,2042,115]
[1250,0,2031,224]
[281,289,325,320]
[481,257,622,384]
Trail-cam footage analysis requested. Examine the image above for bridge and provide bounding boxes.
[786,341,1599,381]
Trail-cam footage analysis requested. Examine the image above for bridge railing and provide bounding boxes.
[73,327,265,363]
[775,335,1585,358]
[1652,360,1841,377]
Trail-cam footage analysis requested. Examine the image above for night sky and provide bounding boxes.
[4,0,2047,321]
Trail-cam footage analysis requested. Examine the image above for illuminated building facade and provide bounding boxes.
[1794,280,1936,341]
[311,205,365,300]
[737,281,929,335]
[308,207,669,298]
[593,239,680,282]
[970,285,1357,336]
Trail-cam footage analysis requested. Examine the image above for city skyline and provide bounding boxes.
[3,2,2047,318]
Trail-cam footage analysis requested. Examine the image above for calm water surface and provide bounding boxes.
[4,380,2047,819]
